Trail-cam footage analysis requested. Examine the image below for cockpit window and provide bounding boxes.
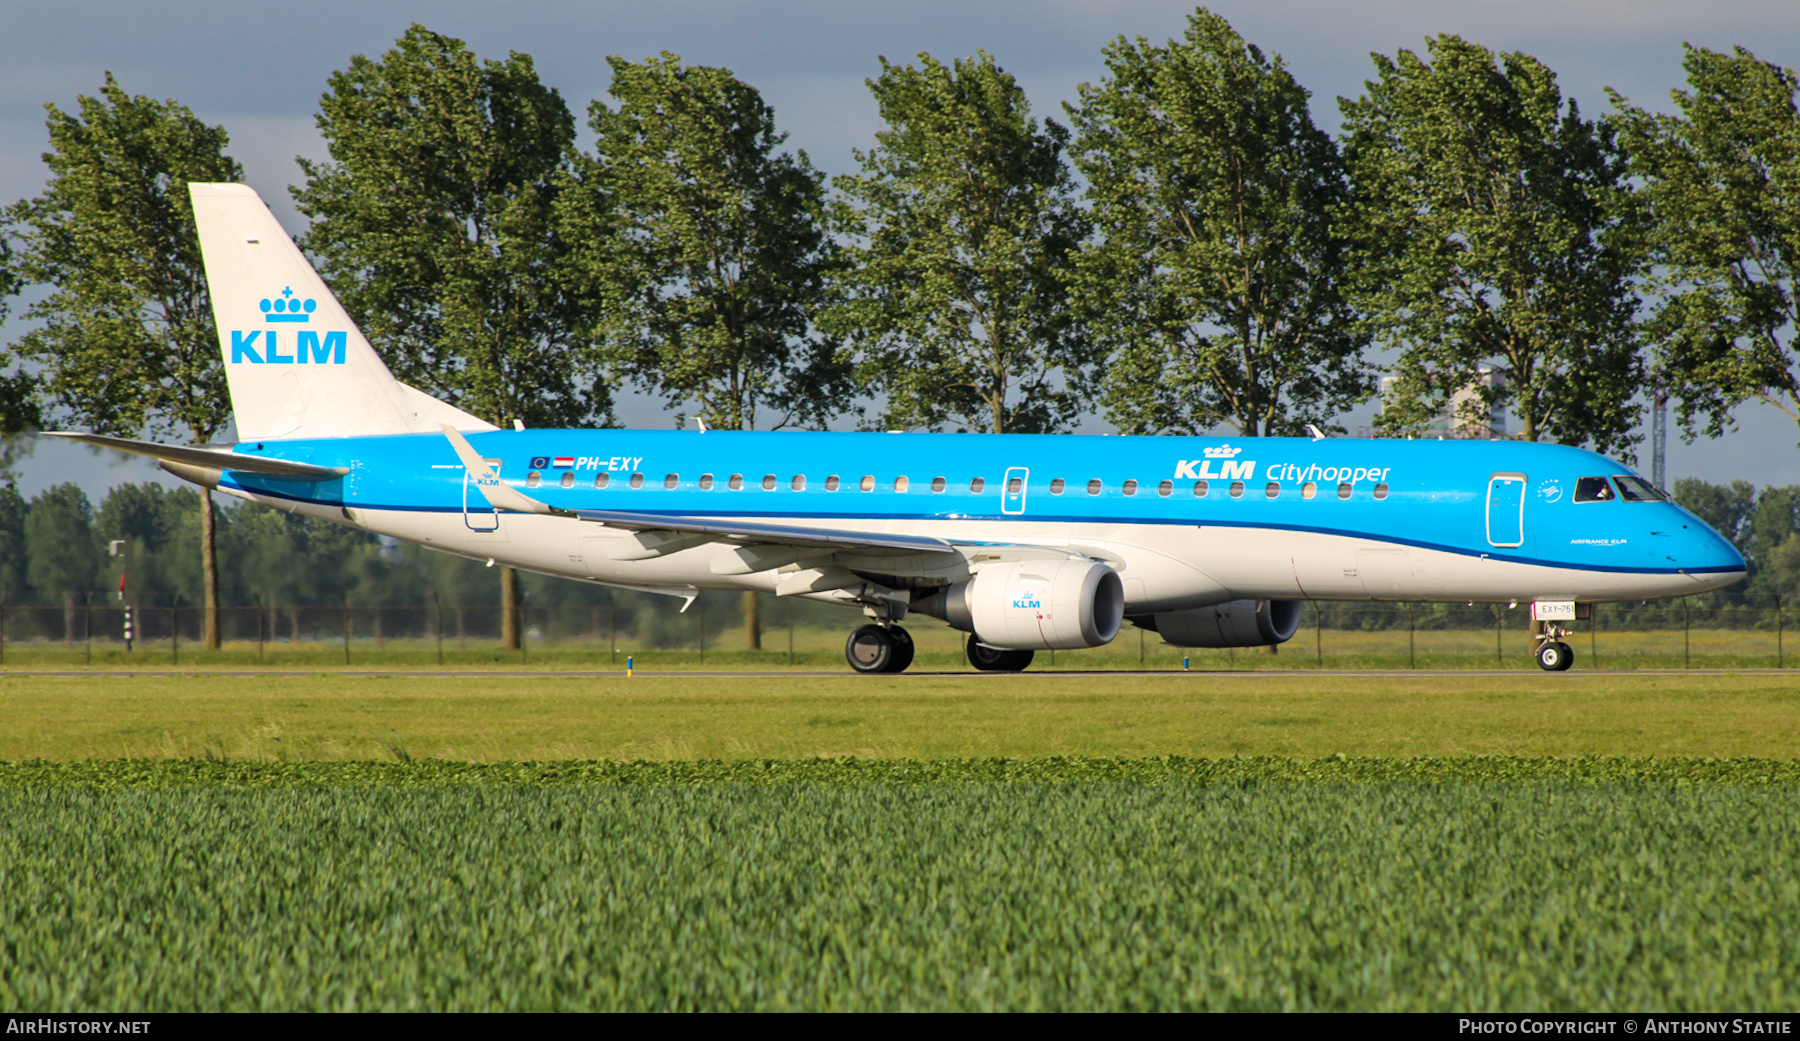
[1574,477,1615,503]
[1613,475,1666,502]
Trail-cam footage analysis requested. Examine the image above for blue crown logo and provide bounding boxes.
[260,286,316,323]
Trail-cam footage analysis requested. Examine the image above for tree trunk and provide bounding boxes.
[500,566,521,650]
[744,590,761,651]
[199,488,221,649]
[63,590,76,647]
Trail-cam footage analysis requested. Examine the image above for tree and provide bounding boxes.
[0,230,38,482]
[295,24,608,650]
[2,73,241,648]
[1068,9,1371,437]
[575,53,848,433]
[0,485,27,602]
[571,53,848,648]
[828,52,1093,434]
[25,484,101,642]
[1341,37,1644,456]
[1611,46,1800,452]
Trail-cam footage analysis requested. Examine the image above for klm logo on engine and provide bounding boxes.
[230,287,346,365]
[1012,591,1042,611]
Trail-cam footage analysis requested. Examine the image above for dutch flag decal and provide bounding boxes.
[553,457,575,469]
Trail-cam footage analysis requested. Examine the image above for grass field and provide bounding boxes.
[6,673,1799,1011]
[1,622,1795,670]
[3,671,1800,760]
[2,758,1797,1011]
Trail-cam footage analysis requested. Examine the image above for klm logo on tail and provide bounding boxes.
[231,287,346,365]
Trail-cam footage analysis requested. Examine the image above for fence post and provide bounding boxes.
[1778,595,1784,670]
[1495,605,1502,665]
[1683,597,1690,670]
[435,592,444,667]
[609,594,617,666]
[1315,604,1322,667]
[342,598,351,666]
[787,599,794,665]
[257,595,265,665]
[2,594,7,666]
[699,593,705,664]
[84,593,92,666]
[171,594,179,666]
[1590,603,1597,668]
[1407,603,1416,670]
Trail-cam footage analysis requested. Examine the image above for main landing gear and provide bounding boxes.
[966,635,1034,672]
[845,624,915,674]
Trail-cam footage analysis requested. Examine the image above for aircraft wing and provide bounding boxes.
[45,431,349,480]
[572,508,959,554]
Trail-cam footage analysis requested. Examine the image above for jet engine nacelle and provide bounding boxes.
[912,559,1125,650]
[1140,599,1303,648]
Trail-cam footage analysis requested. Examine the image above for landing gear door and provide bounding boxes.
[464,459,503,532]
[1486,473,1526,548]
[1002,467,1028,515]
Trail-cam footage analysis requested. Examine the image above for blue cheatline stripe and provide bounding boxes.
[221,477,1735,579]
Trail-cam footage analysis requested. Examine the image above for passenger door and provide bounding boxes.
[464,458,504,533]
[1486,473,1526,548]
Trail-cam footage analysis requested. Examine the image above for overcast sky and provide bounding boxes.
[4,0,1799,497]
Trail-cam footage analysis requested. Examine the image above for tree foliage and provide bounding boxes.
[1069,9,1371,437]
[1,73,242,646]
[828,52,1093,434]
[572,53,847,432]
[294,24,607,430]
[1611,46,1800,448]
[1341,37,1644,455]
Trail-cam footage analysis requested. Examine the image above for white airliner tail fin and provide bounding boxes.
[187,182,495,441]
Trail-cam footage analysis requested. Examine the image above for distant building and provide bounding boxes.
[1379,366,1508,439]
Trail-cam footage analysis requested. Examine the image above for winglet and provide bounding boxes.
[440,424,570,517]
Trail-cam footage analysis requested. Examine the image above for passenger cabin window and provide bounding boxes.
[1193,481,1209,497]
[629,473,644,489]
[1614,475,1665,502]
[1301,481,1317,500]
[593,473,610,489]
[826,475,840,491]
[1007,477,1023,495]
[931,477,946,493]
[1336,481,1351,500]
[699,473,714,490]
[560,472,574,489]
[1373,482,1390,500]
[1158,480,1172,497]
[526,471,542,488]
[1049,478,1064,495]
[1086,479,1102,496]
[791,475,806,491]
[1265,481,1280,499]
[894,476,910,493]
[762,474,777,491]
[1122,480,1138,497]
[728,474,743,490]
[860,475,875,492]
[1575,477,1616,503]
[1229,481,1245,499]
[664,474,679,489]
[970,477,986,494]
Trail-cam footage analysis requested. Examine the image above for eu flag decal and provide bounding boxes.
[529,456,550,469]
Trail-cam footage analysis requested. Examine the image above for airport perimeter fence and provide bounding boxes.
[0,592,1794,670]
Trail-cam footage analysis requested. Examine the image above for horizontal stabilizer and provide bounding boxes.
[45,431,348,480]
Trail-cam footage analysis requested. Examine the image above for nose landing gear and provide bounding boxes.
[845,624,915,674]
[1535,640,1574,671]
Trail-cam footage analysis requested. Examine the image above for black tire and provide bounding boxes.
[886,625,915,673]
[966,635,1035,672]
[846,624,896,674]
[1536,641,1574,672]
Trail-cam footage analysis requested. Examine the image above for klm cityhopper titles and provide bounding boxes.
[51,184,1747,674]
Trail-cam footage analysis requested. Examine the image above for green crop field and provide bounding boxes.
[2,758,1798,1011]
[5,674,1798,1011]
